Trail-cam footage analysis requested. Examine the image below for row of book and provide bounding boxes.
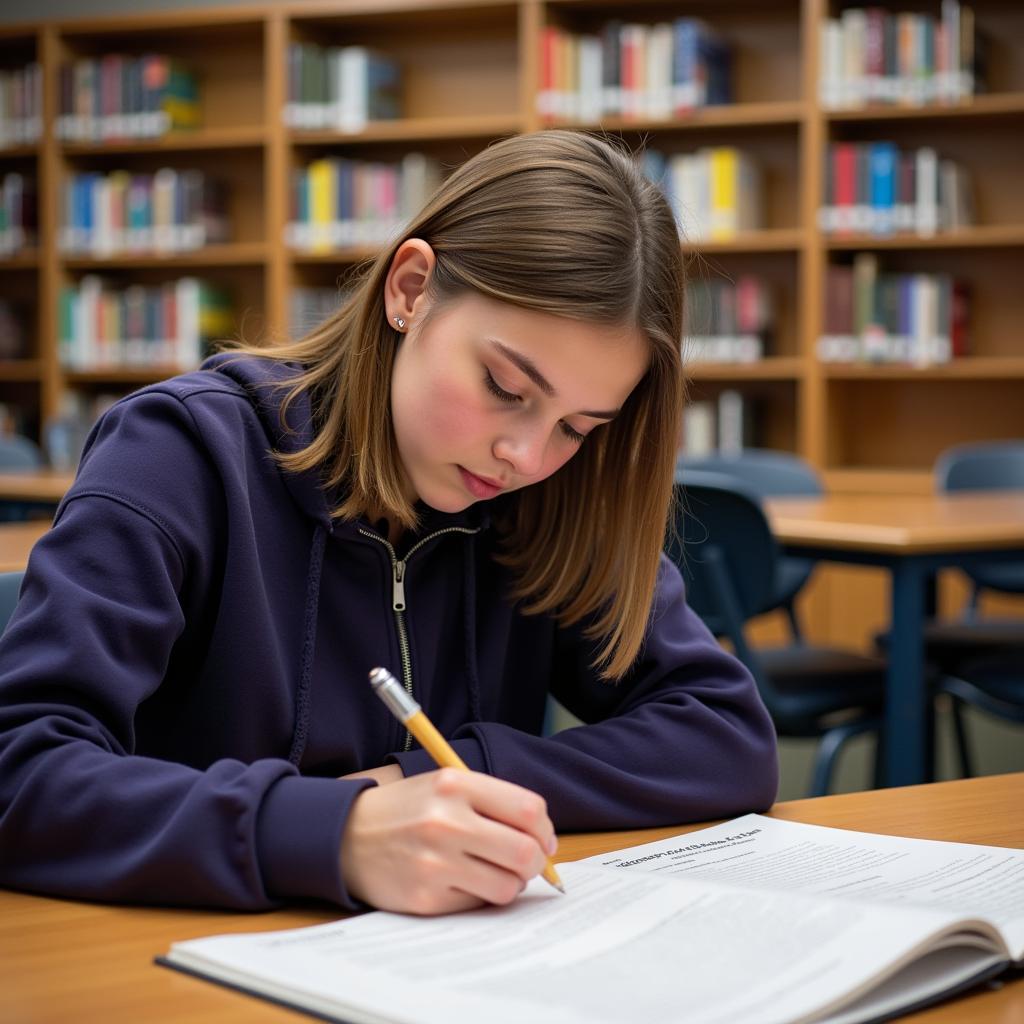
[641,147,761,241]
[59,168,229,256]
[0,65,42,148]
[0,173,37,256]
[819,256,968,366]
[682,390,755,458]
[58,275,233,371]
[56,56,200,142]
[684,277,773,364]
[286,153,442,252]
[290,286,348,340]
[285,44,400,132]
[538,18,731,123]
[819,2,983,110]
[819,143,972,237]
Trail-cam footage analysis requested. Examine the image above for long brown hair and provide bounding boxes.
[234,130,685,679]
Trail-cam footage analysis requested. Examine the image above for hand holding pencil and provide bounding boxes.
[337,668,563,915]
[368,666,564,895]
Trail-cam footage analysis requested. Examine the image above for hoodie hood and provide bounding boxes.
[202,352,335,530]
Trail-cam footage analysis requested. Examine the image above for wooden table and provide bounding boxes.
[2,773,1021,1024]
[0,521,49,572]
[766,491,1024,788]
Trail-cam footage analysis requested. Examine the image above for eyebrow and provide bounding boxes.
[489,340,622,421]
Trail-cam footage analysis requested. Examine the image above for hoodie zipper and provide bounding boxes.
[358,525,480,751]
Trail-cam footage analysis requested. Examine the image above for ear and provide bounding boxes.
[384,239,436,329]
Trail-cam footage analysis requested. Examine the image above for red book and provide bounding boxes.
[834,143,858,234]
[540,26,558,122]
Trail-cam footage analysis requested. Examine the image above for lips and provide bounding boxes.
[458,466,504,500]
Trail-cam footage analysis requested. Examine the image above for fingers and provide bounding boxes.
[436,768,558,860]
[339,768,557,916]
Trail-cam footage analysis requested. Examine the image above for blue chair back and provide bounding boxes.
[935,441,1024,596]
[937,440,1024,494]
[669,471,783,707]
[676,448,823,498]
[0,570,24,633]
[676,449,823,637]
[0,434,44,470]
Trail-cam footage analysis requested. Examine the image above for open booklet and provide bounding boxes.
[158,813,1024,1024]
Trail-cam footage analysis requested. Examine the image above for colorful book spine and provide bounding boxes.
[537,17,733,123]
[818,259,970,365]
[646,147,762,241]
[681,391,757,456]
[820,142,971,237]
[59,275,233,371]
[684,276,774,363]
[59,169,229,255]
[285,153,441,251]
[57,56,200,141]
[284,43,402,132]
[819,2,982,110]
[0,64,42,148]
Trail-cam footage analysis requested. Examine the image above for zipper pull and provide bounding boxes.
[392,559,406,611]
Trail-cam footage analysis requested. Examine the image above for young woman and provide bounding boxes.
[0,130,777,915]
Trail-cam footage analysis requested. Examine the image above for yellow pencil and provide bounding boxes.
[368,666,565,894]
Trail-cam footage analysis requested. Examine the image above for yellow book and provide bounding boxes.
[709,146,738,240]
[308,158,336,254]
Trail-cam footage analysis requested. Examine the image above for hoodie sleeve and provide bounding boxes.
[0,389,371,909]
[392,555,779,830]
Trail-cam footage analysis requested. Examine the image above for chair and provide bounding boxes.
[668,470,886,796]
[0,433,45,523]
[676,449,823,642]
[0,570,24,634]
[0,433,44,470]
[930,441,1024,776]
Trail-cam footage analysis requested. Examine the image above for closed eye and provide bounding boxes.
[559,422,586,444]
[486,368,586,445]
[484,369,520,404]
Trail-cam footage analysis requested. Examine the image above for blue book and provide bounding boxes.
[869,141,898,235]
[672,19,697,112]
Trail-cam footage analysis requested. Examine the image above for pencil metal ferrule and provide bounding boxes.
[368,666,420,722]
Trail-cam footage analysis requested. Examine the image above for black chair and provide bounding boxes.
[930,441,1024,776]
[676,449,823,642]
[669,470,886,797]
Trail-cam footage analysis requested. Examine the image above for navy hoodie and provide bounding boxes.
[0,354,777,910]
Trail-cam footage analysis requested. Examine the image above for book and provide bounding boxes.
[160,812,1023,1023]
[818,2,984,109]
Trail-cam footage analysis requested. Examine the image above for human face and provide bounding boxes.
[390,293,649,513]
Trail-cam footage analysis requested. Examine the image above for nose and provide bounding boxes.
[493,425,548,479]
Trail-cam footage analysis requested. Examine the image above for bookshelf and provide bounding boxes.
[0,0,1022,647]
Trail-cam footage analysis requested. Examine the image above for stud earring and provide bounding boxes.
[393,316,406,329]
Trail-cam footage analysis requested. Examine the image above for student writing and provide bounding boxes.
[0,130,778,916]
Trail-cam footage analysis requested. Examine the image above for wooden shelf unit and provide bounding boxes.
[0,0,1019,496]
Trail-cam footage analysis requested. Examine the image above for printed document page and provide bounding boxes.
[581,814,1024,960]
[166,860,997,1024]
